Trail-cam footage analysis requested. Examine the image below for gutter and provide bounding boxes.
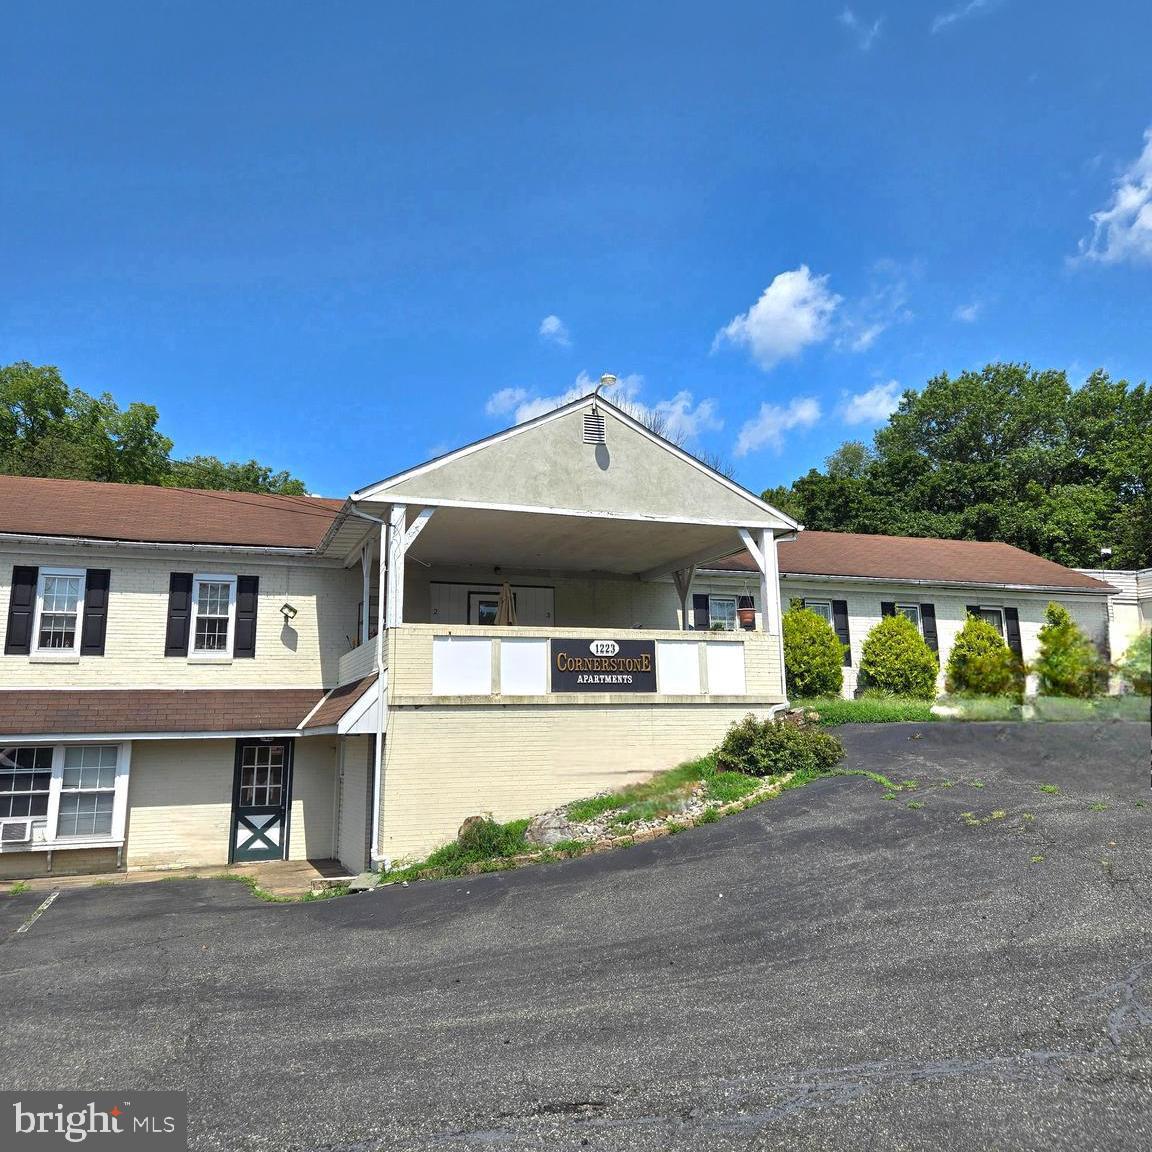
[697,569,1117,596]
[0,532,325,558]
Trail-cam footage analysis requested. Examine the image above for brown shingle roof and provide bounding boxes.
[0,475,344,549]
[706,531,1116,592]
[300,675,378,730]
[0,689,326,736]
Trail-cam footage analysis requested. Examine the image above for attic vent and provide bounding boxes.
[583,410,606,444]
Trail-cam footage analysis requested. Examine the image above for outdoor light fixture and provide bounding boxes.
[280,603,298,625]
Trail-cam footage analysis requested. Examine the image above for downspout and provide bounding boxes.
[346,507,389,872]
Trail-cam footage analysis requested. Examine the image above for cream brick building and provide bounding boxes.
[0,391,1121,878]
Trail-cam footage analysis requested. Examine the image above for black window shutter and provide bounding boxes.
[1004,606,1023,661]
[965,604,982,619]
[165,572,193,657]
[80,569,111,655]
[921,602,939,653]
[880,601,896,617]
[831,599,851,665]
[4,566,39,655]
[692,594,710,630]
[234,575,259,658]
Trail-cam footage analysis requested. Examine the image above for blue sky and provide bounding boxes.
[2,1,1150,496]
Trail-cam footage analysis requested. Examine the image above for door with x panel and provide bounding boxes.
[230,739,293,863]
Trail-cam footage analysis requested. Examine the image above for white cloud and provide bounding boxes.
[484,387,529,417]
[834,261,914,351]
[484,372,722,441]
[538,314,571,348]
[839,8,883,51]
[953,301,982,322]
[1077,127,1152,266]
[735,397,821,457]
[839,380,903,425]
[713,267,842,371]
[930,0,999,34]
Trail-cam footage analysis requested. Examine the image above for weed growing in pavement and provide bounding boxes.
[969,780,986,789]
[1088,802,1110,812]
[1039,784,1061,796]
[8,880,30,895]
[906,801,924,810]
[882,792,898,801]
[1031,855,1045,863]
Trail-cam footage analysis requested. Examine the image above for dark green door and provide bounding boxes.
[230,739,293,863]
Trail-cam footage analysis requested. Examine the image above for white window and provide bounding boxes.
[190,574,237,657]
[896,604,922,632]
[976,606,1005,637]
[0,743,130,850]
[806,600,833,624]
[709,596,738,631]
[33,568,86,654]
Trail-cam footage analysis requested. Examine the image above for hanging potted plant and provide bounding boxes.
[737,594,756,630]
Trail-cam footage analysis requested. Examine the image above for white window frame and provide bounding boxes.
[976,606,1006,638]
[708,595,738,631]
[895,603,923,633]
[0,742,131,853]
[189,573,238,660]
[31,567,87,658]
[805,600,833,624]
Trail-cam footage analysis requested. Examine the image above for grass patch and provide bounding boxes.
[703,771,762,805]
[1038,784,1061,796]
[938,695,1022,722]
[612,797,687,826]
[906,800,924,810]
[1031,696,1149,723]
[566,757,713,822]
[8,880,30,895]
[794,696,935,725]
[1088,802,1110,812]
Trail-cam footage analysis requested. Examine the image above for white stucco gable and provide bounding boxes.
[352,394,797,531]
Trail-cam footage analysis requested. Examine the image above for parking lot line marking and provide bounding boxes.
[16,891,60,935]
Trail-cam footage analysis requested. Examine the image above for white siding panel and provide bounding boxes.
[706,641,746,695]
[500,638,548,695]
[432,637,492,694]
[656,641,701,694]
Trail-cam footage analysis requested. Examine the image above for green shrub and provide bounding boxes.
[1118,631,1151,696]
[946,614,1023,698]
[421,816,530,872]
[782,606,844,698]
[858,614,939,700]
[715,712,845,778]
[1034,602,1105,698]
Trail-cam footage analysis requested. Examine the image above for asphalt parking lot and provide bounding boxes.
[1,720,1149,1151]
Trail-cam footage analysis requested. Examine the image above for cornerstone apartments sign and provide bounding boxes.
[551,638,657,692]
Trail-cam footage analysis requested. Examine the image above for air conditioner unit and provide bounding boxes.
[0,819,33,844]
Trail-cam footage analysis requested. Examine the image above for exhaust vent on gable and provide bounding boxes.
[583,410,607,444]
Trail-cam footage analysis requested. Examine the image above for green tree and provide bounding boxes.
[782,606,844,698]
[1117,632,1151,696]
[858,614,939,700]
[1033,603,1104,698]
[761,364,1152,568]
[0,361,309,494]
[166,456,307,495]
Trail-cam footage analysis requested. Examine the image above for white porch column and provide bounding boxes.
[760,528,782,636]
[385,504,407,628]
[672,567,696,631]
[360,542,372,645]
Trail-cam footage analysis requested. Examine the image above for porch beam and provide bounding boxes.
[639,541,744,582]
[737,528,766,575]
[402,506,435,551]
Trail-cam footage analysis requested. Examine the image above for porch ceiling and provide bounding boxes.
[402,506,746,577]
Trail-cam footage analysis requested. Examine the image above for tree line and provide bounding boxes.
[0,361,307,494]
[762,363,1151,570]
